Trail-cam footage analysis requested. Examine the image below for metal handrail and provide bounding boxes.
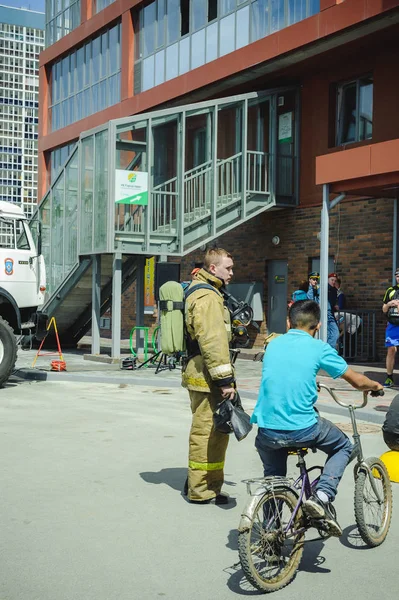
[153,176,178,191]
[217,151,242,166]
[184,160,212,177]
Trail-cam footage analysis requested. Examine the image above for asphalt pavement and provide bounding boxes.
[12,340,398,424]
[0,344,397,599]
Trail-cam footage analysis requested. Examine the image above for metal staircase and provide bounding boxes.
[41,254,138,346]
[36,88,299,345]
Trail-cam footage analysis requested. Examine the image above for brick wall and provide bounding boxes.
[103,196,395,361]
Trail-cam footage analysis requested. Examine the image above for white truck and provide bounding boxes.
[0,201,47,386]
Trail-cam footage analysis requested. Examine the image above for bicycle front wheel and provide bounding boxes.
[238,489,305,593]
[354,457,392,547]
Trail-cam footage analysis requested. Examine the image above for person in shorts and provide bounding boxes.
[382,269,399,387]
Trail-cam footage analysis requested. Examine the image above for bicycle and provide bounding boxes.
[237,384,393,593]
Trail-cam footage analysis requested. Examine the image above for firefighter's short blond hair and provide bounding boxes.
[204,248,233,269]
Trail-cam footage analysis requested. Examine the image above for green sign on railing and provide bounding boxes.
[115,169,148,205]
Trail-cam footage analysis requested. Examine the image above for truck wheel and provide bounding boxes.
[0,317,17,387]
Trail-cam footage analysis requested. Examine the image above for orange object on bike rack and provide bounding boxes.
[31,316,67,371]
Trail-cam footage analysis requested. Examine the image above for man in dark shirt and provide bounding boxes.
[335,277,346,310]
[382,394,399,451]
[327,273,340,349]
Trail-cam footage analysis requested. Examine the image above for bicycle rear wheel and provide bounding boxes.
[238,489,305,593]
[354,457,392,547]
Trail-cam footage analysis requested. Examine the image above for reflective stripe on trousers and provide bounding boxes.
[188,460,225,471]
[188,389,229,501]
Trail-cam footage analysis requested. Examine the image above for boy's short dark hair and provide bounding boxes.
[289,300,320,331]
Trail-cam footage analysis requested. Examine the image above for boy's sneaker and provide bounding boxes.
[303,494,342,537]
[384,376,394,388]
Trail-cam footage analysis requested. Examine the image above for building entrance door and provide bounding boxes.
[267,260,288,333]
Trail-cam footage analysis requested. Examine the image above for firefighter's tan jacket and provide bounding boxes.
[182,269,234,392]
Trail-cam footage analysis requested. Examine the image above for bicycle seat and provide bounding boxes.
[287,447,309,456]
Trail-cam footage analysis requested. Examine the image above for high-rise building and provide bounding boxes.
[38,1,399,361]
[0,5,44,218]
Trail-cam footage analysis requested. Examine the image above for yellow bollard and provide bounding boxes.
[378,451,399,483]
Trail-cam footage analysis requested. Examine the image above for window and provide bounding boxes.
[135,0,320,92]
[45,0,80,47]
[336,76,373,146]
[96,0,116,12]
[0,219,14,249]
[16,221,30,250]
[50,23,121,130]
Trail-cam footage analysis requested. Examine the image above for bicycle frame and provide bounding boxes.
[241,455,324,539]
[319,384,384,504]
[240,385,384,539]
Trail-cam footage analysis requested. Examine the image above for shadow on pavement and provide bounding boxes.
[339,524,370,550]
[225,531,327,595]
[364,370,390,384]
[300,538,329,573]
[225,566,265,596]
[140,467,187,492]
[140,468,238,508]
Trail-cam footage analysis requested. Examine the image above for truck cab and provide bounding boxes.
[0,201,47,385]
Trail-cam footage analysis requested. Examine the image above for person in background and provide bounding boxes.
[307,272,320,302]
[327,273,340,350]
[335,277,346,310]
[292,280,309,303]
[382,269,399,387]
[307,271,339,349]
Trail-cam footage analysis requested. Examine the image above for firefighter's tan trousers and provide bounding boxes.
[188,389,229,501]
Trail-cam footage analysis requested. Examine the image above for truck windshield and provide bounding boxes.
[0,218,31,250]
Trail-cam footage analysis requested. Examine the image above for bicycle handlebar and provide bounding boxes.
[317,383,384,409]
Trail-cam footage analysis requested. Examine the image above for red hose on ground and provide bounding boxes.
[50,360,67,371]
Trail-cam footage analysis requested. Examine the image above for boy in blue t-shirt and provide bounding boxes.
[251,300,382,536]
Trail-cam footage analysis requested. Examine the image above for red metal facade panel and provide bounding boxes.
[38,0,399,196]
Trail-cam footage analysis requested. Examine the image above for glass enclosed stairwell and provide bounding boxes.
[37,88,299,301]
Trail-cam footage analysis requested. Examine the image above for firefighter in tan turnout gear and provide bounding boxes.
[182,248,235,504]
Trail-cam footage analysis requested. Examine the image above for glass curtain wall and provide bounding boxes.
[39,146,80,295]
[50,141,77,183]
[93,129,108,253]
[45,0,81,47]
[50,22,121,131]
[79,129,110,256]
[80,136,94,255]
[134,0,319,92]
[96,0,116,12]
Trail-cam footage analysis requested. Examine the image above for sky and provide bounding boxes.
[0,0,45,12]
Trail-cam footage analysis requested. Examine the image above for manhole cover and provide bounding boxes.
[335,423,381,434]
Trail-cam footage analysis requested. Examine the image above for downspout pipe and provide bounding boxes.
[319,187,346,342]
[319,185,329,342]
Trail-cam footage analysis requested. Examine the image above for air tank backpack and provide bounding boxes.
[387,289,399,325]
[158,280,218,355]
